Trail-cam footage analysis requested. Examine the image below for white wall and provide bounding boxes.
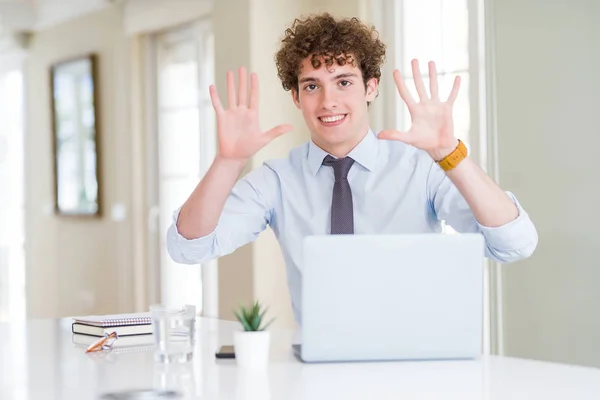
[123,0,212,35]
[492,0,600,367]
[21,0,214,319]
[25,4,136,318]
[211,0,257,324]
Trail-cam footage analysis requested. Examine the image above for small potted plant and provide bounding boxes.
[233,300,274,369]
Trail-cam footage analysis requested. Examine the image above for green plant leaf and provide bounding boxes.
[233,309,243,324]
[233,300,276,332]
[260,317,275,331]
[233,310,253,331]
[251,312,261,331]
[257,307,269,330]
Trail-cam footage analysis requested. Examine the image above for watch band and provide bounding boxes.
[437,139,468,172]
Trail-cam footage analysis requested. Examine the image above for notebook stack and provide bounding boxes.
[72,313,153,337]
[71,331,154,350]
[71,312,154,349]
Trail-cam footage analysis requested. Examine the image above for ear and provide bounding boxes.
[365,78,379,102]
[291,88,301,110]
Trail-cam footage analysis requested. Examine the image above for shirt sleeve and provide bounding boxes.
[426,161,538,263]
[166,164,278,265]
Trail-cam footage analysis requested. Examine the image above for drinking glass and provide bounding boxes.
[150,304,196,363]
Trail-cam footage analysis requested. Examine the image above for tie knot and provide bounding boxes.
[322,155,355,180]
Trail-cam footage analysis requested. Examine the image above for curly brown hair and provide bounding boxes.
[275,13,386,93]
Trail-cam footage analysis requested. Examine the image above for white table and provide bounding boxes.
[1,317,600,399]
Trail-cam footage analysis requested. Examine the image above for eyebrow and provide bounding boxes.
[298,72,359,84]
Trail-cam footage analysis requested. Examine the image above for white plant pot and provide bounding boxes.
[234,330,271,369]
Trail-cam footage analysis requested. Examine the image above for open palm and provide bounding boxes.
[209,67,293,161]
[378,59,460,156]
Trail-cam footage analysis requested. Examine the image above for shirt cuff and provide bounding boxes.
[166,207,218,264]
[476,191,538,252]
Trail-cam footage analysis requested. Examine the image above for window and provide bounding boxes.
[397,0,472,235]
[151,20,217,314]
[375,0,488,232]
[396,0,471,149]
[0,48,28,399]
[373,0,492,353]
[375,0,477,151]
[0,67,26,322]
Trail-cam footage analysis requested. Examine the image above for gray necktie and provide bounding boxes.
[322,155,355,234]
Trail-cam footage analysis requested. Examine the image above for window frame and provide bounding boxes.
[371,0,500,355]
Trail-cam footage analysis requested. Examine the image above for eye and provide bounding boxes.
[339,80,352,87]
[304,84,318,92]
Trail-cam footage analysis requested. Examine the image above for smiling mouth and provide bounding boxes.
[318,114,347,123]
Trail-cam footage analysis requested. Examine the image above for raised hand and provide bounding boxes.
[377,59,461,160]
[209,67,293,162]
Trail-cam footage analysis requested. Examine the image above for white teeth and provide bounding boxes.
[320,115,345,123]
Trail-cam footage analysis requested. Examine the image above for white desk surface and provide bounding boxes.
[1,317,599,399]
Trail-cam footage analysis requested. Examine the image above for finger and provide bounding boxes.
[428,61,439,100]
[411,59,428,101]
[265,124,293,141]
[238,66,248,107]
[377,129,414,145]
[227,70,237,109]
[446,76,461,106]
[249,73,259,110]
[209,85,224,115]
[393,70,417,109]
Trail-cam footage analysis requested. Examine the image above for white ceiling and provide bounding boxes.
[0,0,115,32]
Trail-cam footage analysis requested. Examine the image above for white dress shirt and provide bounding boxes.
[167,129,538,324]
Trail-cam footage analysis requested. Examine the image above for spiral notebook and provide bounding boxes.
[72,312,153,337]
[73,312,152,327]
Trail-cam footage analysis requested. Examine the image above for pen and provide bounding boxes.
[85,331,118,353]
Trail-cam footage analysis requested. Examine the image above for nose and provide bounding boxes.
[320,86,338,110]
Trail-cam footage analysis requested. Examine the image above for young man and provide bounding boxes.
[167,13,537,323]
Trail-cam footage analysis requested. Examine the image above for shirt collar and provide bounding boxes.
[307,129,379,176]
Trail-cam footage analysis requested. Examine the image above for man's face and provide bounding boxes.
[292,56,378,156]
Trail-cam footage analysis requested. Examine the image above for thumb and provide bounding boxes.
[265,124,293,141]
[377,129,413,144]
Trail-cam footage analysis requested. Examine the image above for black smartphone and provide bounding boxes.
[215,345,235,359]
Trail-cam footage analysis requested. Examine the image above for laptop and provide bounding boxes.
[294,233,485,363]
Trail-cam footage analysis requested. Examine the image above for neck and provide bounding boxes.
[313,129,369,158]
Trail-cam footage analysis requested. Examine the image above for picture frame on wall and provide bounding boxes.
[50,54,101,217]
